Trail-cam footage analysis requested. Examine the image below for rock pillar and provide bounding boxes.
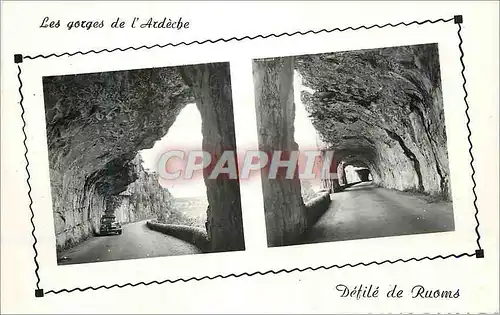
[252,57,308,247]
[180,63,245,252]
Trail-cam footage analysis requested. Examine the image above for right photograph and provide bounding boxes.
[252,43,455,248]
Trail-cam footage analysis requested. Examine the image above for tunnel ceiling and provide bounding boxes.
[43,67,194,193]
[295,43,451,197]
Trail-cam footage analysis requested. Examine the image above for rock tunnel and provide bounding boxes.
[43,63,245,253]
[253,43,452,247]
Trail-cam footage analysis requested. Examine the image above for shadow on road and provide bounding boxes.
[297,180,455,245]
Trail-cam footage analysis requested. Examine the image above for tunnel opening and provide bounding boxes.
[344,164,371,184]
[138,103,208,229]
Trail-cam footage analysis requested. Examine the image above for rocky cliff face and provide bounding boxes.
[253,57,308,247]
[43,67,194,251]
[106,155,194,226]
[296,43,451,199]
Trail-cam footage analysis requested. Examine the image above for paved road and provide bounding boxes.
[58,220,201,265]
[301,181,455,244]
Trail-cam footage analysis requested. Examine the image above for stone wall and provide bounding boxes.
[146,221,211,252]
[305,192,332,227]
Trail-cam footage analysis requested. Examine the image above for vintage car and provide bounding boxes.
[99,215,122,235]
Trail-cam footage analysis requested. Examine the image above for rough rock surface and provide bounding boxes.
[180,63,245,252]
[107,155,195,226]
[253,57,308,247]
[304,192,332,227]
[43,67,194,250]
[296,43,451,199]
[43,64,245,252]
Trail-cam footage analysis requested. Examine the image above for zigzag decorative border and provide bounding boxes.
[43,252,475,295]
[15,15,483,298]
[20,17,453,61]
[457,22,482,251]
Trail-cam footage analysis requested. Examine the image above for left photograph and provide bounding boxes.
[42,62,245,265]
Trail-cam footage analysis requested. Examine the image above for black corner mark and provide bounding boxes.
[454,15,463,24]
[35,289,44,297]
[475,249,484,258]
[14,54,23,63]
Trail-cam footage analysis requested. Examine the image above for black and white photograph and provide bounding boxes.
[252,43,455,247]
[42,62,245,265]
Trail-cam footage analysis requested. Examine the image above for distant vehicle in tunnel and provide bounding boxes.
[99,215,122,236]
